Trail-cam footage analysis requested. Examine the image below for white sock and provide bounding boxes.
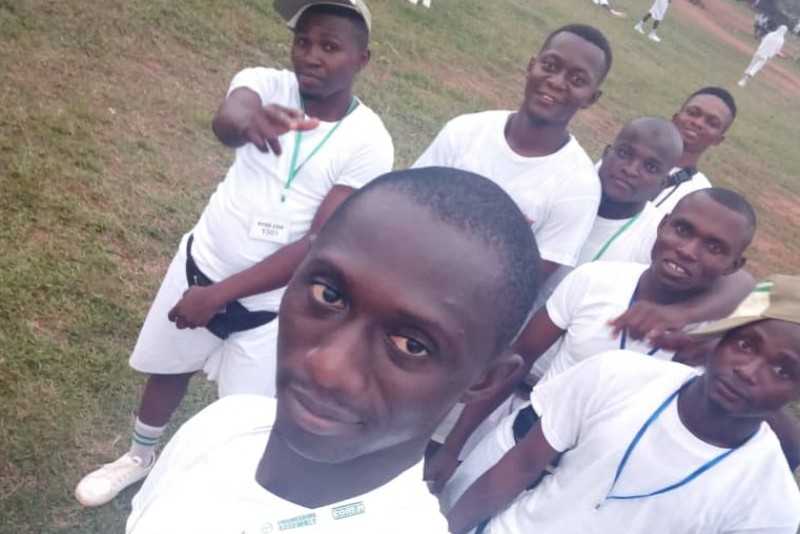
[129,419,165,466]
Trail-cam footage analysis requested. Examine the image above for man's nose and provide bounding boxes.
[305,323,369,396]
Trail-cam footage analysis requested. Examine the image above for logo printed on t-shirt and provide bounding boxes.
[277,513,316,530]
[331,501,365,520]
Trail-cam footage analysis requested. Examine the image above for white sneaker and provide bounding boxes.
[408,0,419,4]
[75,452,155,507]
[648,31,661,42]
[737,77,748,87]
[634,22,645,34]
[421,0,431,6]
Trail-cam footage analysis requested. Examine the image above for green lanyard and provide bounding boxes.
[282,97,358,203]
[592,211,643,261]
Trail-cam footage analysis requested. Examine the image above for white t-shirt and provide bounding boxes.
[191,68,394,311]
[652,168,712,213]
[535,200,665,310]
[485,352,800,534]
[532,261,673,383]
[127,396,448,534]
[413,110,600,268]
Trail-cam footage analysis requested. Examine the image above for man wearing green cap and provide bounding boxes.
[447,275,800,534]
[75,0,392,507]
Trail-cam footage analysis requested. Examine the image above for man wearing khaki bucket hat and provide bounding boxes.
[447,275,800,534]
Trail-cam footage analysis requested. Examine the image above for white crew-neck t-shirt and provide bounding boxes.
[652,168,712,213]
[413,110,600,268]
[127,396,448,534]
[191,68,394,312]
[535,200,665,311]
[485,352,800,534]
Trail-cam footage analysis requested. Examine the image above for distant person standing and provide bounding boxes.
[738,25,788,87]
[634,0,672,42]
[409,0,431,8]
[592,0,625,18]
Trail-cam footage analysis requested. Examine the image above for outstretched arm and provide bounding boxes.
[447,422,559,534]
[212,87,318,153]
[609,270,755,350]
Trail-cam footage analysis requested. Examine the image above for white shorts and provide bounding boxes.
[129,234,280,397]
[649,0,670,20]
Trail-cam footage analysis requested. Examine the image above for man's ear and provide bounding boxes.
[581,89,603,110]
[724,255,746,275]
[458,351,523,404]
[357,47,371,71]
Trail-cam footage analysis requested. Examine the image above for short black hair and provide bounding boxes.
[685,87,738,123]
[299,4,369,49]
[541,24,613,82]
[325,167,542,352]
[676,187,757,247]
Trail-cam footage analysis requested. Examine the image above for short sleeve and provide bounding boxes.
[332,109,394,189]
[412,120,458,168]
[530,354,608,452]
[535,189,600,267]
[545,264,595,330]
[226,67,288,104]
[128,396,275,531]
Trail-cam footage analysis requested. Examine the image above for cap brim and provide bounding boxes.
[274,0,369,33]
[687,315,765,339]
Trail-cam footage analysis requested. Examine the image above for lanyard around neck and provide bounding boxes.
[596,376,749,509]
[619,287,659,356]
[592,211,644,261]
[282,96,357,203]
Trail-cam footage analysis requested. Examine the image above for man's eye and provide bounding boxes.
[570,74,587,87]
[388,335,429,358]
[674,223,689,235]
[736,338,753,352]
[645,162,659,174]
[773,365,791,379]
[311,283,345,309]
[616,147,631,159]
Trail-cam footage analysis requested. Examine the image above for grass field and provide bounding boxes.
[1,0,799,532]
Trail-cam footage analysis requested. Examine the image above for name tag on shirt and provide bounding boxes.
[249,215,290,244]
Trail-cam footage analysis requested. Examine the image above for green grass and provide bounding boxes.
[1,0,799,532]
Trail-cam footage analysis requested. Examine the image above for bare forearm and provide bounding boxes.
[212,88,263,148]
[679,269,755,323]
[539,259,560,283]
[448,424,556,534]
[204,237,309,307]
[443,366,529,454]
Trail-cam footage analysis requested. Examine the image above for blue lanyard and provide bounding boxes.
[619,288,659,356]
[596,377,748,509]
